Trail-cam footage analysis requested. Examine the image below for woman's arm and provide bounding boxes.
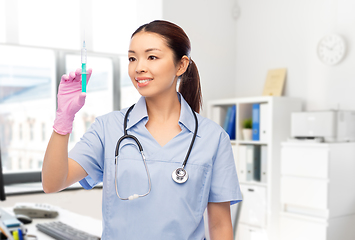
[207,201,234,240]
[42,131,88,193]
[42,69,92,193]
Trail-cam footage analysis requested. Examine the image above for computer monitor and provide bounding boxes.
[0,145,6,201]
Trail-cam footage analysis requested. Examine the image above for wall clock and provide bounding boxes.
[317,34,346,65]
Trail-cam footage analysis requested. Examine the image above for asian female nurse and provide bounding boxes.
[42,20,242,240]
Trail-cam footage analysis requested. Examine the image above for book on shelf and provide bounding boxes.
[239,145,263,183]
[253,145,261,181]
[252,104,260,141]
[226,105,236,140]
[246,145,254,181]
[238,145,247,182]
[223,106,232,131]
[259,103,268,142]
[261,145,267,183]
[222,105,236,140]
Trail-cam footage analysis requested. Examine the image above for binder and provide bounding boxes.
[226,105,236,140]
[253,145,261,181]
[223,106,232,132]
[252,104,260,141]
[238,145,247,182]
[259,103,268,142]
[261,145,268,183]
[246,145,254,181]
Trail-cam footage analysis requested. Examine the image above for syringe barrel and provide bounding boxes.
[81,48,87,63]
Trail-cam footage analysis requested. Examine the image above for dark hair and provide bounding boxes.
[132,20,202,113]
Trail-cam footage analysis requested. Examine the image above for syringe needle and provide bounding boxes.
[81,40,87,93]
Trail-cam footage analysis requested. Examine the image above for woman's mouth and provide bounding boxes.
[136,77,153,87]
[137,79,151,84]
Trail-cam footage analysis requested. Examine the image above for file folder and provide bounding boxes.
[253,145,261,181]
[259,103,268,142]
[238,145,247,182]
[252,104,260,141]
[223,106,232,131]
[246,145,254,181]
[261,145,268,183]
[226,105,236,140]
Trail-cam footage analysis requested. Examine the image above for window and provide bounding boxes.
[18,158,22,170]
[19,124,22,141]
[29,120,34,141]
[0,45,56,173]
[41,123,46,142]
[0,0,5,43]
[0,0,161,186]
[0,48,143,184]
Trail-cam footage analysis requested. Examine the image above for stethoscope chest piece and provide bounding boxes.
[172,167,189,184]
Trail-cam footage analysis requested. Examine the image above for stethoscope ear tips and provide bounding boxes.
[172,167,188,184]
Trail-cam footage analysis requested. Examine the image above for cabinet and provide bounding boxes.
[207,96,302,240]
[280,142,355,240]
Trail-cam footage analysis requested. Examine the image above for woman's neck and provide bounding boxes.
[145,92,181,123]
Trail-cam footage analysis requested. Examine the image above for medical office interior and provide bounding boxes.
[1,0,355,239]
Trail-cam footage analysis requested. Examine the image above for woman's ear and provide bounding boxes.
[176,55,190,77]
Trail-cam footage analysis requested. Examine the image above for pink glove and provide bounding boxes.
[53,68,92,135]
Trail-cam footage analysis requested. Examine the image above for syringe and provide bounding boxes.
[81,40,87,93]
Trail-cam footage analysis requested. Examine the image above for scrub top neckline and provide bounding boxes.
[126,92,200,138]
[143,123,183,148]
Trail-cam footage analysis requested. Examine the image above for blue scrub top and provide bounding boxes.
[69,93,242,240]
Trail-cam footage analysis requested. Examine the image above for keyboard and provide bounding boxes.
[36,221,100,240]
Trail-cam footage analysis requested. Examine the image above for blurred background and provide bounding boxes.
[2,1,355,239]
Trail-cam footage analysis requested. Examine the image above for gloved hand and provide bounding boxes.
[53,68,92,135]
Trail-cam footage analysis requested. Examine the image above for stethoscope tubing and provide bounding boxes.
[114,102,198,200]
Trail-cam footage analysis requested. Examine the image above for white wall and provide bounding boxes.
[235,0,355,111]
[164,0,355,112]
[163,0,238,116]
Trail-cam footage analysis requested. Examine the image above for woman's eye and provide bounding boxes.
[128,57,136,62]
[148,56,157,60]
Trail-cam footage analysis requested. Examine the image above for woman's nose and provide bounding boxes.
[135,61,147,73]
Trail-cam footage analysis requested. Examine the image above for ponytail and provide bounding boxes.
[179,59,202,113]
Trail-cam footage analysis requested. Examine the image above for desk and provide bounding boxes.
[3,206,102,239]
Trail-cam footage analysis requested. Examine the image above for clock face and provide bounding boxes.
[317,34,346,65]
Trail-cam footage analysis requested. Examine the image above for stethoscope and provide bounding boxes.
[114,103,198,200]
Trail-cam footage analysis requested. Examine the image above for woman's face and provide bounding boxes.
[128,31,183,98]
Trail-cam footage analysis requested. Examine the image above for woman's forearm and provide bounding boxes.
[209,224,233,240]
[42,131,70,193]
[208,201,234,240]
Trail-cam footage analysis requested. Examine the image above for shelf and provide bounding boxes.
[279,212,328,224]
[239,181,268,187]
[237,140,268,145]
[208,96,303,240]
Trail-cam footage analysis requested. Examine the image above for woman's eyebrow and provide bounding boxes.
[145,48,161,52]
[128,48,161,54]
